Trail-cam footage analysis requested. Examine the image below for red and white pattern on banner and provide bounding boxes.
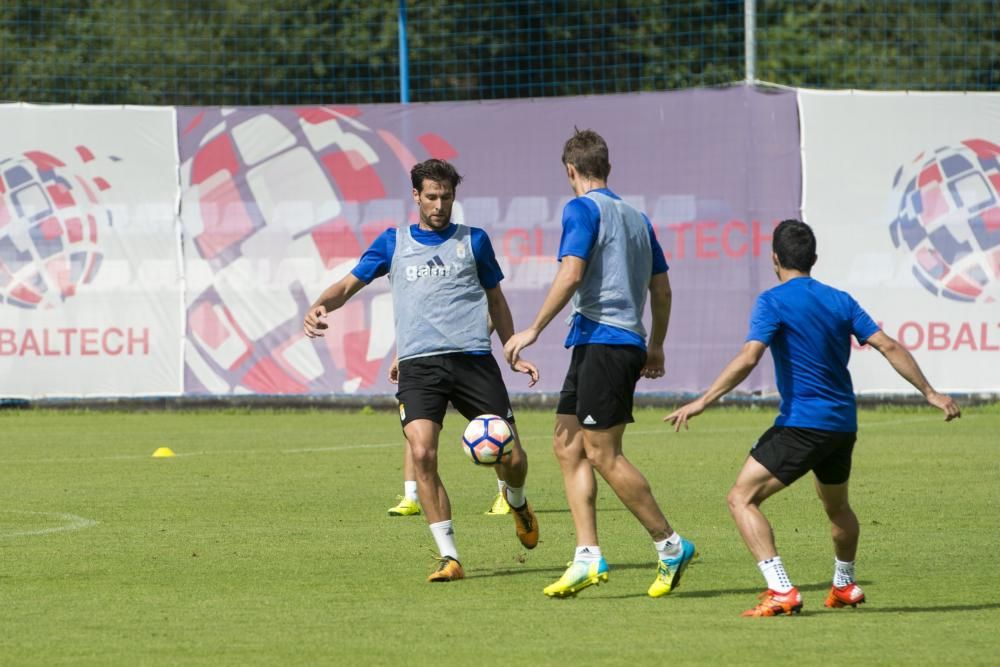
[179,107,459,394]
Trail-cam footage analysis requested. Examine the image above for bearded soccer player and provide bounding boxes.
[666,219,960,617]
[304,159,539,582]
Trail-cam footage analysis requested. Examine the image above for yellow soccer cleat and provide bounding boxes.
[543,559,609,598]
[387,496,421,517]
[427,556,464,582]
[648,538,698,598]
[485,490,511,515]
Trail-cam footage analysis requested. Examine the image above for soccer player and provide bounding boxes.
[304,159,540,582]
[504,129,697,598]
[665,219,961,617]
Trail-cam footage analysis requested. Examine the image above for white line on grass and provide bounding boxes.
[0,415,965,465]
[1,440,404,464]
[0,510,98,539]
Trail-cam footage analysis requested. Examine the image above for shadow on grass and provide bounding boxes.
[852,603,1000,614]
[469,565,572,579]
[470,558,703,581]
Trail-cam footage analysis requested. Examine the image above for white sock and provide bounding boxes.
[654,532,683,560]
[504,485,525,508]
[429,520,459,561]
[574,546,602,562]
[496,478,506,492]
[403,480,418,502]
[833,558,855,588]
[758,556,794,593]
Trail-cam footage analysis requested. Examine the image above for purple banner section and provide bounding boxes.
[177,85,800,396]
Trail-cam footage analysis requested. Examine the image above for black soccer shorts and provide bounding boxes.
[396,352,514,427]
[556,343,646,429]
[750,425,857,486]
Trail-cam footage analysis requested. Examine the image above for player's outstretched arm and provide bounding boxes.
[485,286,540,386]
[642,272,672,380]
[303,274,366,338]
[503,256,586,366]
[664,340,767,432]
[865,331,961,421]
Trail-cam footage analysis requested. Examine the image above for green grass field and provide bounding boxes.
[1,405,998,665]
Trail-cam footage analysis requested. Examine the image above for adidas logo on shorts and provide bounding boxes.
[583,415,597,425]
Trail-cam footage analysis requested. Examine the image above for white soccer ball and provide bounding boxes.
[461,414,514,465]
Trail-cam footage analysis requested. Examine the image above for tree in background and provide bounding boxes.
[1,0,997,106]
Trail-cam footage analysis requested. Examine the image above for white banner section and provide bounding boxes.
[800,91,1000,393]
[0,105,182,397]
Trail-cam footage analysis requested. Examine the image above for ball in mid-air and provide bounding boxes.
[461,414,514,465]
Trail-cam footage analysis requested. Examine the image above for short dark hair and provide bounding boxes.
[772,219,817,272]
[561,128,611,181]
[410,159,462,192]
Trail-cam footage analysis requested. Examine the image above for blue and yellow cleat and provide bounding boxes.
[387,496,421,517]
[543,558,609,598]
[648,538,698,598]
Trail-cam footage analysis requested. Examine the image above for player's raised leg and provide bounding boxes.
[498,426,538,549]
[450,352,538,550]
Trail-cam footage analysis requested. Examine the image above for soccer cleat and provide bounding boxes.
[510,500,539,549]
[543,559,609,598]
[387,496,421,516]
[648,538,698,598]
[741,587,803,617]
[427,556,464,582]
[485,490,511,515]
[825,582,866,608]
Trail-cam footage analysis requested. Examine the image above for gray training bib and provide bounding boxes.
[389,224,491,361]
[571,191,653,339]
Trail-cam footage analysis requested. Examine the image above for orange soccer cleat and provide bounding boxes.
[825,582,866,608]
[427,556,465,582]
[510,501,539,549]
[741,587,803,617]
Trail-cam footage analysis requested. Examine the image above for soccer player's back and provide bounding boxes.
[505,129,697,598]
[751,276,876,431]
[666,219,960,616]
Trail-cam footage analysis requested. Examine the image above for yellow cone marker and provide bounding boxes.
[152,447,176,458]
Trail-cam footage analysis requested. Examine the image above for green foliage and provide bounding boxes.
[0,406,998,664]
[0,3,997,105]
[756,0,1000,90]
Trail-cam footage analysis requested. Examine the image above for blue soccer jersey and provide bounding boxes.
[746,277,881,432]
[558,188,668,349]
[351,223,504,288]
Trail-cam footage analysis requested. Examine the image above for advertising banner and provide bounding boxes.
[799,91,1000,392]
[0,105,182,397]
[178,88,801,395]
